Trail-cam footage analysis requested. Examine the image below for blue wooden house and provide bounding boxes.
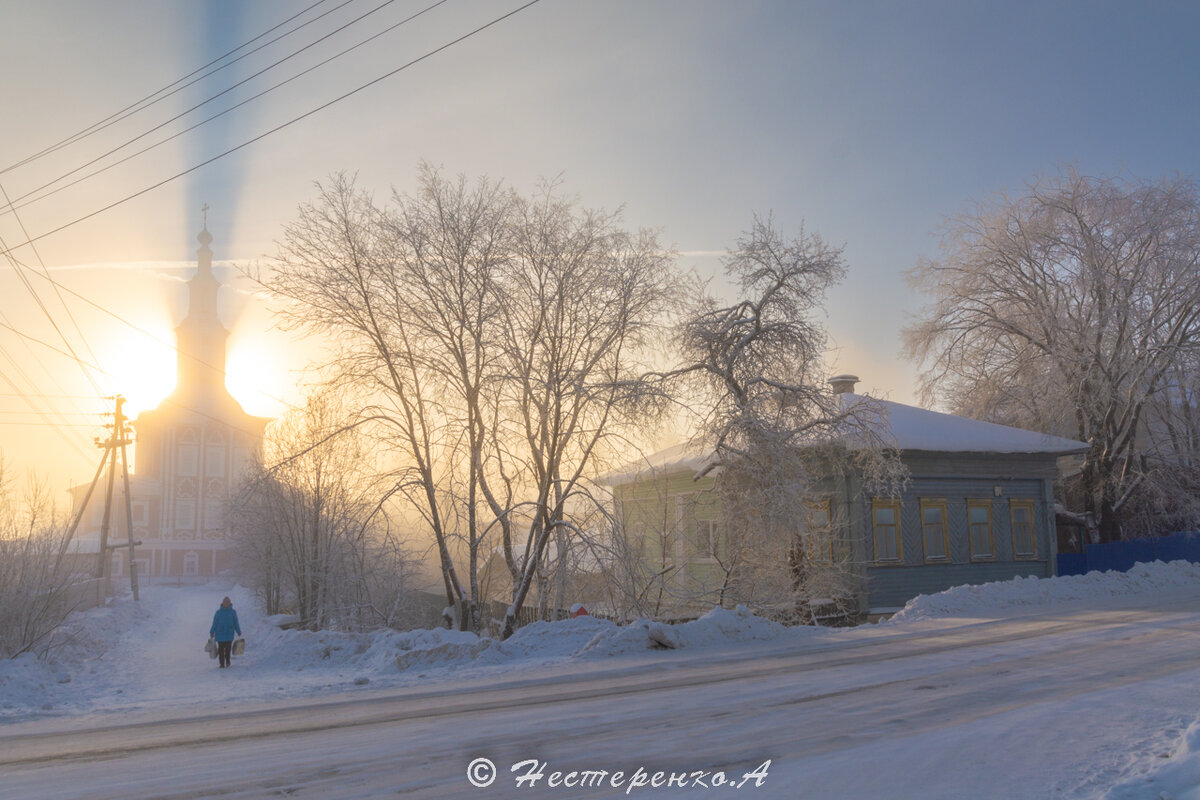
[607,375,1088,617]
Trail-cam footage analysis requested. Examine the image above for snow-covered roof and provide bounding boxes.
[840,393,1089,455]
[599,441,717,485]
[605,394,1088,484]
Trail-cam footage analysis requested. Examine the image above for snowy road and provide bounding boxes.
[4,590,1200,799]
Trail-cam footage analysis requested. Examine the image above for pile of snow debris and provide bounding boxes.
[891,559,1200,622]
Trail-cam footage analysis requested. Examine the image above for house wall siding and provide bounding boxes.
[860,453,1058,610]
[865,562,1047,608]
[610,450,1066,616]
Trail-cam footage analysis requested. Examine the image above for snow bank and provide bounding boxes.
[3,562,1199,722]
[890,560,1200,623]
[1104,720,1200,800]
[576,606,799,657]
[0,595,149,715]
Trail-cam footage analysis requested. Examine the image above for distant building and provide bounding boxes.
[70,223,270,581]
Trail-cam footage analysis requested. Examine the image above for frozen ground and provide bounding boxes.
[1,561,1200,798]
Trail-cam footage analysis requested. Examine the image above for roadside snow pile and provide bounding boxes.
[250,623,500,674]
[0,596,149,716]
[259,607,795,672]
[1103,720,1200,800]
[576,606,801,658]
[496,615,616,661]
[892,559,1200,622]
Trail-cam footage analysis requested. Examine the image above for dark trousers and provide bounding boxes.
[217,639,232,667]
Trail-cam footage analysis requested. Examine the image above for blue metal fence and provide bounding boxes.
[1057,531,1200,576]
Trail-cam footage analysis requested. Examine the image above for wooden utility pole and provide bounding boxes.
[67,395,141,602]
[112,396,140,600]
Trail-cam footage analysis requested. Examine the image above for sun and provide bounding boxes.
[226,334,295,419]
[98,329,177,419]
[87,309,176,417]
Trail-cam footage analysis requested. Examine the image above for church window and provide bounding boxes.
[205,498,225,529]
[175,500,196,530]
[205,445,225,477]
[178,445,198,476]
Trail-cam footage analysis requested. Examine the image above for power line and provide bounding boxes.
[0,342,98,462]
[0,299,106,453]
[10,255,297,412]
[0,0,544,258]
[0,393,101,399]
[0,422,108,429]
[0,183,108,398]
[2,0,418,215]
[0,409,110,415]
[0,0,337,176]
[0,317,111,376]
[0,0,544,450]
[0,283,286,441]
[0,0,542,427]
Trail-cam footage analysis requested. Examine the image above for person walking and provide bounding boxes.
[209,596,242,669]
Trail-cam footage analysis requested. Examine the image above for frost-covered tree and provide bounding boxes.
[232,396,418,630]
[906,169,1200,542]
[493,188,675,638]
[0,460,86,658]
[265,166,675,636]
[674,216,902,619]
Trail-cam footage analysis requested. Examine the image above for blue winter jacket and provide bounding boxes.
[210,606,242,642]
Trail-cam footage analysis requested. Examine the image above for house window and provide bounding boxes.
[805,498,834,563]
[920,499,950,562]
[967,500,994,560]
[691,519,720,560]
[1011,500,1037,559]
[183,551,199,577]
[132,501,148,527]
[872,499,902,563]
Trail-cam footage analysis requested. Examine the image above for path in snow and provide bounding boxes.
[87,584,275,713]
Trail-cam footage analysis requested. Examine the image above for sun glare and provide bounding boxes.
[100,330,177,418]
[226,338,290,419]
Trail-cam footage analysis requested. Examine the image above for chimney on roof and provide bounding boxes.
[828,374,860,395]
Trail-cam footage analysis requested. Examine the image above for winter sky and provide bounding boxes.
[2,0,1199,488]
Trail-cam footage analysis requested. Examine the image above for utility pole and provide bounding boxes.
[66,395,141,602]
[112,396,140,600]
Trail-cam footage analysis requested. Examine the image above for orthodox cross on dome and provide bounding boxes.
[197,204,213,252]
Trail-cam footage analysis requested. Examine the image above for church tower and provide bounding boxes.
[70,217,272,581]
[174,223,229,406]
